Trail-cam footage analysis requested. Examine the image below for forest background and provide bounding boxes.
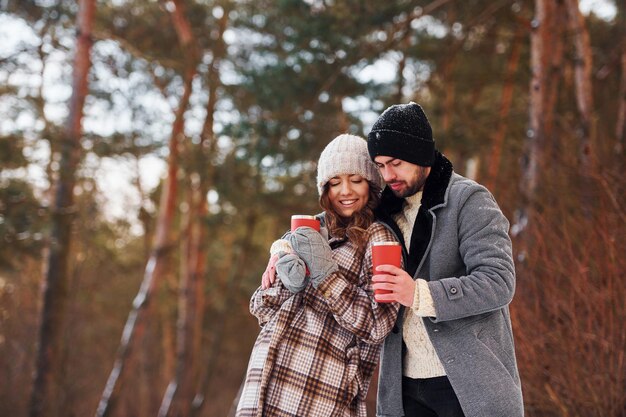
[1,0,625,416]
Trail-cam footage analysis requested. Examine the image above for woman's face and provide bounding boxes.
[327,174,370,219]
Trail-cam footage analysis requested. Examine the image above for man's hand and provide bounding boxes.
[371,264,415,306]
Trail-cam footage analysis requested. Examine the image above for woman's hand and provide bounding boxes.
[288,228,338,287]
[261,253,280,289]
[275,253,308,293]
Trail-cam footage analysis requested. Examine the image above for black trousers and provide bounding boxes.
[402,376,465,417]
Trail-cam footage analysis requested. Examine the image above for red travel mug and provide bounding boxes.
[290,215,321,277]
[291,215,321,232]
[372,241,401,303]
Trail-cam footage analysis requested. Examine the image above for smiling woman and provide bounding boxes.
[237,133,400,417]
[317,134,386,248]
[326,174,370,218]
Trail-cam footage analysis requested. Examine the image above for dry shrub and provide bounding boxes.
[511,159,626,416]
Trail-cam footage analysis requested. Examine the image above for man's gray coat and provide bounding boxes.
[375,152,524,417]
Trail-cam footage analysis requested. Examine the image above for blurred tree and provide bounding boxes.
[485,14,526,192]
[95,0,200,413]
[29,2,96,417]
[516,0,557,249]
[565,0,595,210]
[175,7,230,417]
[155,0,205,415]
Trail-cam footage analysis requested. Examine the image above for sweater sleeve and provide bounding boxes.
[315,223,401,344]
[410,278,437,317]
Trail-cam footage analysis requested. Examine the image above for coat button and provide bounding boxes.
[392,325,399,334]
[450,287,458,294]
[433,328,440,333]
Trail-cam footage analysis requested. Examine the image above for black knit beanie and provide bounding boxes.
[367,102,436,167]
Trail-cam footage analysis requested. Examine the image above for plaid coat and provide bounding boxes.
[237,222,400,417]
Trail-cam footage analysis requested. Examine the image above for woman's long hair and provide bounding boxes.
[319,181,381,252]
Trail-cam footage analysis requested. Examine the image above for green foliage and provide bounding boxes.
[96,1,183,70]
[0,179,46,268]
[0,135,28,168]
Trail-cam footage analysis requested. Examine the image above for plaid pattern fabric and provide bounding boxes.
[237,222,400,417]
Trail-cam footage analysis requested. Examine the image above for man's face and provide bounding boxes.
[374,156,431,198]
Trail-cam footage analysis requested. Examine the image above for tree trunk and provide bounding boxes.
[95,82,189,417]
[395,51,406,104]
[485,20,523,192]
[441,57,455,135]
[544,1,565,145]
[616,43,626,156]
[95,1,197,412]
[440,6,457,136]
[155,1,204,416]
[565,0,595,179]
[29,1,95,417]
[182,14,230,417]
[192,211,258,417]
[163,8,229,416]
[515,0,555,242]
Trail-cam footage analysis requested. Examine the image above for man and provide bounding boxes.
[367,103,523,417]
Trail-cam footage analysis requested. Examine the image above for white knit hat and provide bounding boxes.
[316,134,385,195]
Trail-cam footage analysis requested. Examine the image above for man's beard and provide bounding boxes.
[389,168,429,198]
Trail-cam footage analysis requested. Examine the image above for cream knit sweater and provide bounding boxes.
[393,192,447,378]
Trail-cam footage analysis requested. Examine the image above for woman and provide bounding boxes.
[236,134,401,417]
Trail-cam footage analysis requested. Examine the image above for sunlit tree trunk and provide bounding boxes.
[185,12,229,415]
[155,1,204,416]
[440,6,456,136]
[95,74,189,417]
[464,155,480,181]
[95,1,197,414]
[485,21,523,192]
[515,0,556,245]
[185,40,226,408]
[29,1,95,416]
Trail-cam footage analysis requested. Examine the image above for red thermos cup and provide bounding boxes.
[291,215,321,232]
[372,241,401,303]
[290,215,321,277]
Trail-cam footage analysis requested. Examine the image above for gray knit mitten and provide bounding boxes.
[288,227,338,288]
[275,253,308,293]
